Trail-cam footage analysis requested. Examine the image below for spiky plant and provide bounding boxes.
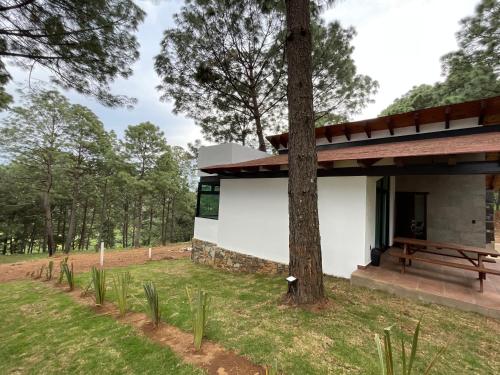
[143,281,161,327]
[58,257,69,284]
[375,318,447,375]
[91,267,106,306]
[112,271,132,316]
[186,287,210,351]
[46,261,54,281]
[61,262,75,291]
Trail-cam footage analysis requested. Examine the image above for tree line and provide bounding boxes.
[0,90,196,256]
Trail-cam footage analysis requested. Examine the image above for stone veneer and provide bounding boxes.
[191,238,288,275]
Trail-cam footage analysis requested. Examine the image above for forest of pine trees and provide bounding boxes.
[0,89,196,255]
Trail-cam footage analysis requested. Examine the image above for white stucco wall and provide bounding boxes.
[213,176,375,278]
[193,217,219,244]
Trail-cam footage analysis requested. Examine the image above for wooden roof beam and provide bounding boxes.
[260,164,281,171]
[357,158,381,168]
[445,107,451,129]
[279,135,288,148]
[269,137,280,150]
[324,127,333,143]
[318,161,335,169]
[387,118,394,136]
[364,122,372,138]
[478,100,486,125]
[343,125,351,141]
[414,112,420,133]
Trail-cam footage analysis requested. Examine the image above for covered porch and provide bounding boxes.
[351,247,500,318]
[354,171,500,318]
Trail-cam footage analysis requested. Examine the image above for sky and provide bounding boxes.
[5,0,481,150]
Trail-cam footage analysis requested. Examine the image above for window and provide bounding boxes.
[196,181,220,219]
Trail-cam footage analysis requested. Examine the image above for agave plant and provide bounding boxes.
[186,287,210,351]
[375,318,447,375]
[61,262,75,291]
[91,267,106,306]
[46,261,54,281]
[112,271,132,316]
[58,257,69,284]
[143,281,161,327]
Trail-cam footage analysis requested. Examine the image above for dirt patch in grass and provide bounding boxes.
[0,243,191,283]
[51,283,264,375]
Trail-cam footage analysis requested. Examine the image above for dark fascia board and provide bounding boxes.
[277,124,500,154]
[217,160,500,179]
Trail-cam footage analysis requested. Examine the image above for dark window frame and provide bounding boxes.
[196,180,220,220]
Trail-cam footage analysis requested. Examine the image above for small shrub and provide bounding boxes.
[186,287,210,351]
[57,257,69,284]
[61,262,75,291]
[143,281,161,326]
[45,261,54,281]
[91,267,106,306]
[112,271,132,316]
[374,318,447,375]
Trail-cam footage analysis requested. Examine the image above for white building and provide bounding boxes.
[192,96,500,278]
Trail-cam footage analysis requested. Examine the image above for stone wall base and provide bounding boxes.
[191,238,288,275]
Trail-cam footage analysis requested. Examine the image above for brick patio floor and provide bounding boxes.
[351,248,500,319]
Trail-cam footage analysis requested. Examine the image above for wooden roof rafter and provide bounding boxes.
[265,96,500,151]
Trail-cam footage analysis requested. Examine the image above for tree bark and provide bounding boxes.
[285,0,324,304]
[122,199,129,248]
[78,198,88,250]
[147,204,154,246]
[160,195,167,245]
[97,178,108,250]
[64,181,80,253]
[42,160,56,256]
[169,196,175,242]
[133,193,143,247]
[249,72,267,152]
[86,205,96,251]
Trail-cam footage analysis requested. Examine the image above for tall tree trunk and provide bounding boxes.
[285,0,324,304]
[147,204,154,245]
[169,196,176,242]
[78,198,88,250]
[86,205,96,251]
[160,195,167,245]
[249,68,267,152]
[28,223,36,254]
[64,180,80,253]
[61,207,67,252]
[97,178,108,250]
[42,162,56,256]
[122,199,129,248]
[134,193,143,247]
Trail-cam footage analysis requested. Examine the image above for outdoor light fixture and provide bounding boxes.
[286,275,297,293]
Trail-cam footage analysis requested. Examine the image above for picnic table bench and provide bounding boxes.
[390,237,500,293]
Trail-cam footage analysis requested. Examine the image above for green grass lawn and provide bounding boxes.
[0,281,202,375]
[0,252,52,264]
[72,259,500,375]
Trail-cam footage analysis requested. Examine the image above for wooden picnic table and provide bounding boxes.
[391,237,500,293]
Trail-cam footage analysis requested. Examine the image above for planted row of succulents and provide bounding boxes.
[32,260,210,351]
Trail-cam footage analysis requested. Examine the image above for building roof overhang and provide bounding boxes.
[266,96,500,151]
[200,130,500,174]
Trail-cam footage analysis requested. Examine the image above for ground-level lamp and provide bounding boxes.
[286,275,297,294]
